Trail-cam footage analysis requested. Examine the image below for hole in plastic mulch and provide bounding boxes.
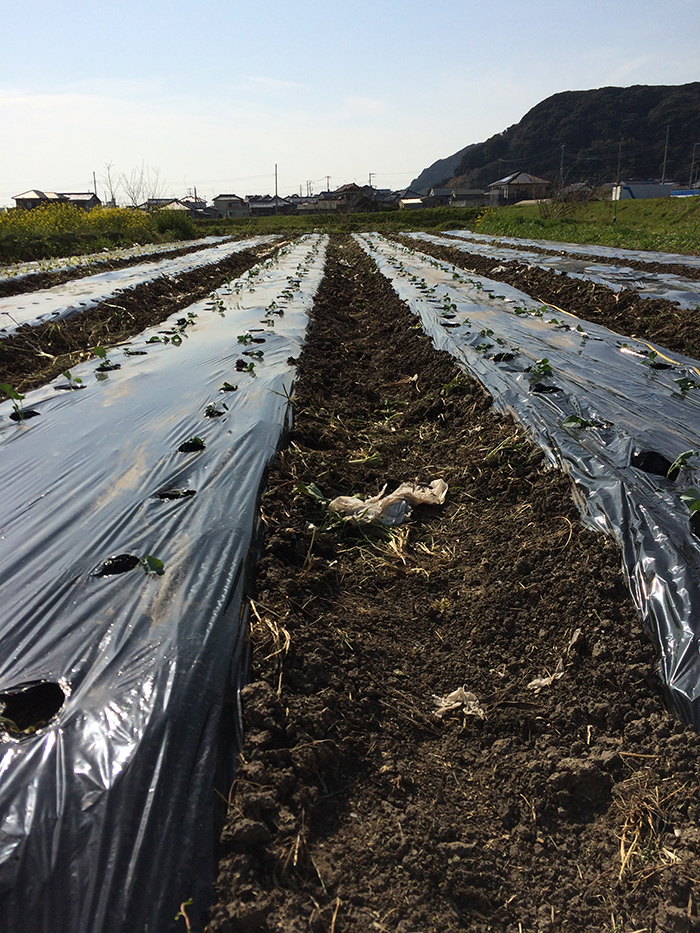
[154,489,196,501]
[0,681,66,736]
[9,410,40,421]
[530,383,562,394]
[92,553,141,576]
[631,450,676,480]
[178,437,206,453]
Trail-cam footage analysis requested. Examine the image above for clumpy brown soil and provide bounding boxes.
[203,235,700,933]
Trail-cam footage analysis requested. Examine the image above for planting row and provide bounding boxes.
[358,232,700,727]
[0,235,328,933]
[446,228,700,271]
[0,235,279,335]
[0,234,233,284]
[407,231,700,309]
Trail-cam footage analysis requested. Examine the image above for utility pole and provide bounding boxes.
[93,171,97,196]
[326,175,330,192]
[613,139,622,223]
[661,124,670,184]
[368,172,375,188]
[559,145,565,186]
[690,142,698,188]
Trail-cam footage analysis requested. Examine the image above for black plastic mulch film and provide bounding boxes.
[0,235,279,335]
[3,226,700,932]
[357,233,700,729]
[0,235,328,933]
[405,230,700,309]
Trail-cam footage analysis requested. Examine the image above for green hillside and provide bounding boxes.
[415,83,700,190]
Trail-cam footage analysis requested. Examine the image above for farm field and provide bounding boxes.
[2,229,700,932]
[202,235,700,933]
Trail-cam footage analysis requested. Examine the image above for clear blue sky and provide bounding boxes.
[1,0,699,206]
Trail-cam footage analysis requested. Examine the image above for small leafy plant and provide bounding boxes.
[140,555,165,576]
[528,358,553,379]
[667,449,698,479]
[562,415,605,429]
[61,370,83,390]
[675,377,700,392]
[681,488,700,534]
[93,345,120,371]
[0,383,26,420]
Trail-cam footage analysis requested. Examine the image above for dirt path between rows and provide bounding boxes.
[203,235,700,933]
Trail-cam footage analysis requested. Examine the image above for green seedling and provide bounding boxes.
[61,370,83,389]
[474,342,493,352]
[681,488,700,535]
[675,377,700,392]
[220,382,238,392]
[562,415,605,429]
[204,403,226,418]
[441,376,464,397]
[237,333,255,344]
[296,482,330,508]
[0,383,26,420]
[140,555,165,576]
[667,449,698,479]
[235,360,257,376]
[528,358,554,379]
[243,349,264,359]
[93,345,120,371]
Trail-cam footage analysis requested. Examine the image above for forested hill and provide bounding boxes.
[412,82,700,191]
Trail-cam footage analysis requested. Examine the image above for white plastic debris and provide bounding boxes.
[527,657,565,691]
[328,479,448,527]
[433,686,486,720]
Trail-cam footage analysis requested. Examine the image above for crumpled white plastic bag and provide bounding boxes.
[328,479,448,526]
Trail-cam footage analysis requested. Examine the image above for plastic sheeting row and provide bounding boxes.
[445,229,700,271]
[405,231,700,309]
[0,234,233,284]
[0,235,278,335]
[357,232,700,728]
[0,234,328,933]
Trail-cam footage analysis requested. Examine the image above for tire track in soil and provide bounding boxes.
[205,234,700,933]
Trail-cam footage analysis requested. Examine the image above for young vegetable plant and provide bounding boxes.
[93,345,120,372]
[140,554,165,576]
[667,449,698,480]
[61,370,83,390]
[528,358,554,379]
[675,377,700,393]
[681,488,700,535]
[0,383,26,420]
[562,415,606,429]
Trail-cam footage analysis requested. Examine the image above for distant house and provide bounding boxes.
[213,194,248,218]
[450,187,489,207]
[488,172,550,204]
[13,190,101,211]
[247,195,295,217]
[612,181,677,201]
[425,187,453,207]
